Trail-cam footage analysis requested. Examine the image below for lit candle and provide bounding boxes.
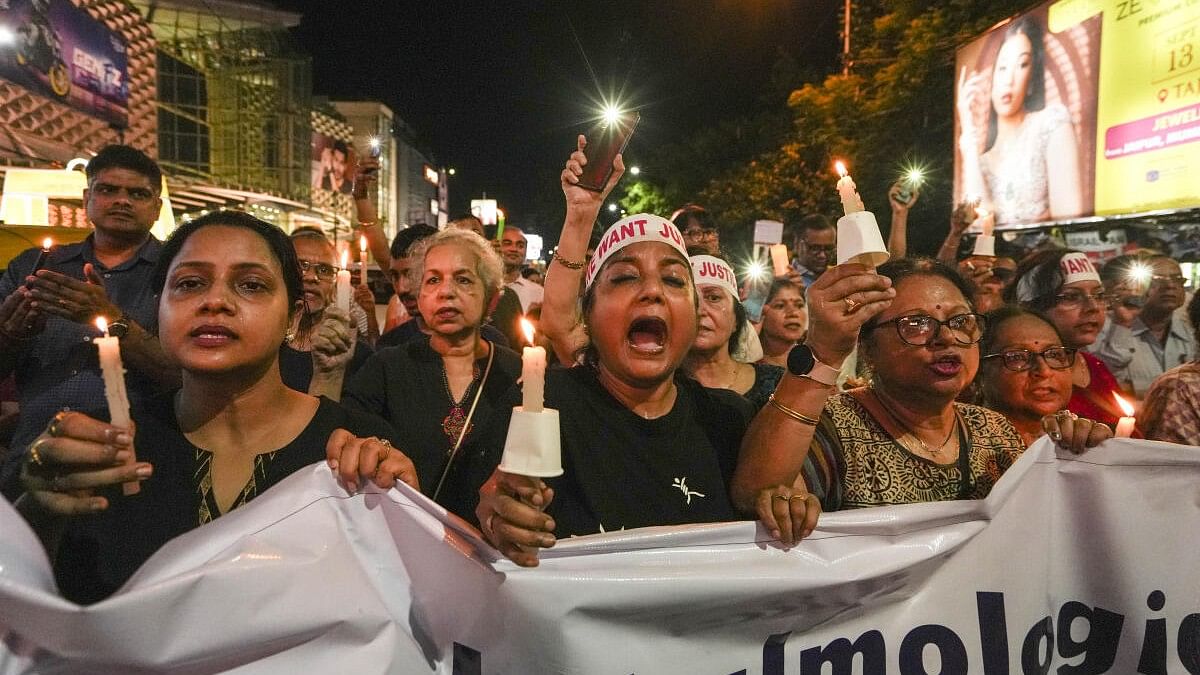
[336,249,352,312]
[971,208,996,257]
[769,244,790,277]
[1113,393,1136,438]
[834,161,865,215]
[359,235,369,284]
[95,317,137,495]
[519,318,546,413]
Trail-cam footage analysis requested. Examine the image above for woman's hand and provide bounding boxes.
[561,134,624,221]
[19,412,149,516]
[755,485,820,548]
[476,469,556,567]
[325,429,419,492]
[352,156,380,201]
[888,181,919,213]
[804,263,895,366]
[1041,411,1113,454]
[311,306,356,374]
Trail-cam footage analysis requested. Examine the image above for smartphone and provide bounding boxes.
[578,111,640,192]
[895,184,914,206]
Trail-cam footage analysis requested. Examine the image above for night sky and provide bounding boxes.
[275,0,842,234]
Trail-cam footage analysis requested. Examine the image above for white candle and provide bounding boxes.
[834,161,865,215]
[359,235,369,284]
[971,208,996,257]
[519,318,546,413]
[1113,393,1136,438]
[769,244,790,277]
[336,249,352,312]
[95,317,137,495]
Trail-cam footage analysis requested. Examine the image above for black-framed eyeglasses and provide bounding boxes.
[298,260,337,280]
[1151,274,1187,287]
[865,312,986,346]
[1053,289,1107,309]
[803,243,836,254]
[983,346,1077,372]
[683,228,718,240]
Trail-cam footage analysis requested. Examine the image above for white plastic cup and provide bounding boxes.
[836,211,889,267]
[498,407,564,477]
[972,235,996,257]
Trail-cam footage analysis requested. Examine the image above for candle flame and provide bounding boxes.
[42,237,52,250]
[95,316,109,335]
[1113,393,1135,417]
[340,250,349,269]
[834,160,848,178]
[520,317,535,345]
[359,235,368,252]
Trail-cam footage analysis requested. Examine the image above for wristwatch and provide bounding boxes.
[786,344,840,386]
[107,317,131,339]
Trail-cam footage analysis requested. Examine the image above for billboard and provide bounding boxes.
[310,132,355,196]
[954,0,1200,227]
[0,0,129,127]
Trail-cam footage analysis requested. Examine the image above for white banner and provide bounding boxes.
[1,437,1198,674]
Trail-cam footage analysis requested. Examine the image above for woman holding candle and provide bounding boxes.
[683,253,781,411]
[739,258,1109,524]
[756,278,808,369]
[476,138,826,567]
[1005,250,1127,427]
[14,210,415,604]
[341,228,523,522]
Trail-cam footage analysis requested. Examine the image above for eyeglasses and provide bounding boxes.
[983,346,1077,372]
[1053,289,1107,309]
[865,312,986,346]
[683,228,718,241]
[803,244,836,255]
[91,183,157,202]
[298,260,337,280]
[1151,274,1187,287]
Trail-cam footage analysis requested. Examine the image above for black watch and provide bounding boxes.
[107,317,131,339]
[786,344,839,386]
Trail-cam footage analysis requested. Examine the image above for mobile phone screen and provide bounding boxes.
[578,111,640,192]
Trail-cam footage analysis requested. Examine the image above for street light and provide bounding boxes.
[448,168,456,176]
[629,166,641,176]
[607,203,618,212]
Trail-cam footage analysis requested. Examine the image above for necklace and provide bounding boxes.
[870,387,957,458]
[442,362,481,445]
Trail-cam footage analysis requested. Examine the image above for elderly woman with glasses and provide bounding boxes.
[736,258,1109,526]
[1006,250,1126,425]
[977,306,1080,447]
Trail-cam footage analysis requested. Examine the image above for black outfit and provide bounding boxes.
[342,336,522,522]
[278,342,373,395]
[377,318,510,350]
[489,287,526,349]
[53,395,396,605]
[538,367,753,537]
[744,363,785,411]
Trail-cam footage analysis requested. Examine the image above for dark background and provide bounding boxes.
[275,0,842,235]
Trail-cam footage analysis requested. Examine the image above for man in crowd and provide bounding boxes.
[790,214,836,287]
[500,226,542,314]
[0,144,178,496]
[1091,254,1195,397]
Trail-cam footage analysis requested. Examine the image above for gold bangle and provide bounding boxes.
[552,250,585,270]
[768,393,819,426]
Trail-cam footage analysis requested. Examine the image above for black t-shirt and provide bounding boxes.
[54,395,397,605]
[538,367,754,537]
[342,336,523,522]
[378,318,510,350]
[278,341,373,395]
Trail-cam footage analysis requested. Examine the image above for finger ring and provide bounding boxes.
[29,438,47,466]
[774,494,791,502]
[47,411,67,437]
[789,493,808,501]
[844,297,860,313]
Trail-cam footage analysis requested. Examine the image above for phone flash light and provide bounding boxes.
[602,105,622,126]
[368,137,381,149]
[1127,263,1153,285]
[745,260,768,282]
[904,168,924,186]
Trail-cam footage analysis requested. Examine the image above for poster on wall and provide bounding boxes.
[310,132,356,196]
[954,0,1200,228]
[0,0,129,127]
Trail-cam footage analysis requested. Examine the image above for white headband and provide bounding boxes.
[690,255,763,363]
[585,214,690,289]
[1015,252,1101,303]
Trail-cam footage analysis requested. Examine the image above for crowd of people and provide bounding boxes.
[0,140,1190,604]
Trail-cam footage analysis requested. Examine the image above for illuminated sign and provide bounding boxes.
[423,165,440,186]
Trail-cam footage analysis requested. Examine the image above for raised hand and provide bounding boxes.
[804,263,895,366]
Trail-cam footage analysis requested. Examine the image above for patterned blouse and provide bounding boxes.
[1139,362,1200,445]
[800,392,1027,511]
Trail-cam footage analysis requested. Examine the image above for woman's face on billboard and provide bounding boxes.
[991,32,1034,117]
